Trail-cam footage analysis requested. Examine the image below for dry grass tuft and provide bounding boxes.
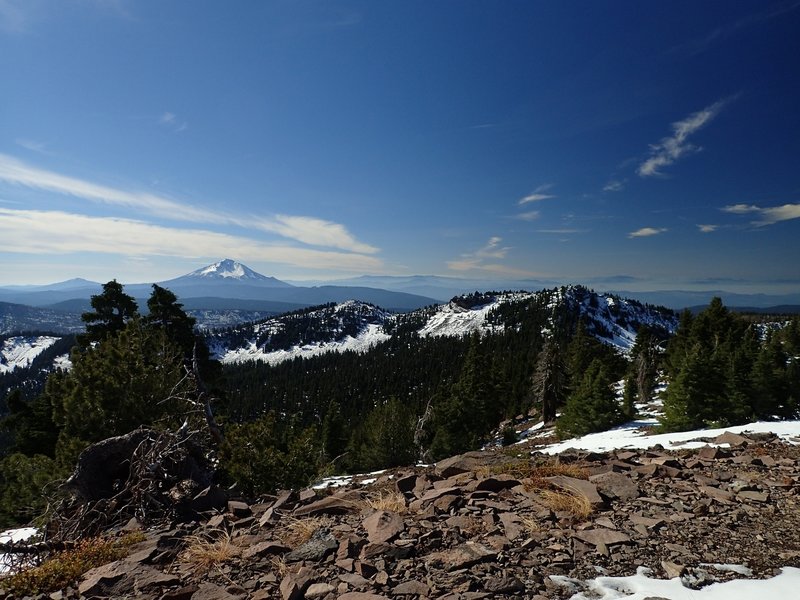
[275,516,328,548]
[269,555,289,578]
[520,514,541,534]
[366,490,407,514]
[181,530,242,571]
[538,488,593,519]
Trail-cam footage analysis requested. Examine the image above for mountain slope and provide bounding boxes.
[0,301,84,334]
[207,286,678,366]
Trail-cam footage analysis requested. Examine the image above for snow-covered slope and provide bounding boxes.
[208,300,391,365]
[0,335,60,375]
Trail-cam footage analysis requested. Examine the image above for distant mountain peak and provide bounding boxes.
[188,259,271,281]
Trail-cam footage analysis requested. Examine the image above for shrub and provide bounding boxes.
[2,532,145,597]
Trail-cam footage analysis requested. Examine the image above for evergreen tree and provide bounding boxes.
[51,318,188,452]
[0,453,59,527]
[429,334,493,459]
[321,399,349,464]
[660,343,728,431]
[0,388,59,458]
[145,284,197,355]
[352,397,416,470]
[530,338,567,423]
[79,280,139,346]
[557,358,623,437]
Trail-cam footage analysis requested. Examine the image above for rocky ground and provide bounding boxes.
[3,430,800,600]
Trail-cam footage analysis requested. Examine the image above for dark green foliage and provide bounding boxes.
[349,397,416,471]
[557,359,624,437]
[1,389,59,458]
[320,400,349,464]
[501,426,519,446]
[565,319,627,391]
[428,335,497,459]
[530,338,567,423]
[79,280,139,346]
[219,413,320,496]
[0,453,59,528]
[51,319,188,447]
[659,298,799,431]
[145,284,197,356]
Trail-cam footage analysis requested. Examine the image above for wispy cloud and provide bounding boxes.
[518,184,555,205]
[603,179,626,192]
[515,210,540,221]
[0,208,383,272]
[447,236,535,277]
[723,202,800,226]
[697,224,718,233]
[159,111,188,132]
[0,154,377,254]
[722,203,760,214]
[637,99,729,177]
[628,227,668,238]
[476,236,509,259]
[15,138,51,154]
[253,215,379,254]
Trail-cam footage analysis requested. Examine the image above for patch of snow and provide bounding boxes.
[552,565,800,600]
[540,419,800,455]
[0,336,58,374]
[0,527,38,574]
[53,353,72,371]
[418,293,535,338]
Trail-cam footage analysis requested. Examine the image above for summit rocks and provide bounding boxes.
[10,431,800,599]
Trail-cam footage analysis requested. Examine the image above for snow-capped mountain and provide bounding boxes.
[178,259,294,286]
[207,286,678,367]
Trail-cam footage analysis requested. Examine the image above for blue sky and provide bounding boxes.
[1,0,798,293]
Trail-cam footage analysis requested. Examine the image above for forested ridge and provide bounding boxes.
[0,281,798,530]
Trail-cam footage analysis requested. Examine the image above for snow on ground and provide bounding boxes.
[418,293,535,338]
[0,527,38,574]
[552,566,800,600]
[52,353,72,371]
[220,323,391,366]
[0,336,59,375]
[539,418,800,454]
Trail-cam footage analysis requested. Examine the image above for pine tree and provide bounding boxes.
[145,284,197,355]
[79,280,139,346]
[530,338,567,423]
[557,358,623,437]
[51,318,188,450]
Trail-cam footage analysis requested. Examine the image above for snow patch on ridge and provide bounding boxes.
[419,292,535,338]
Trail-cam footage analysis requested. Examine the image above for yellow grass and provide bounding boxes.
[538,488,593,519]
[274,516,328,547]
[366,490,407,514]
[181,530,242,570]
